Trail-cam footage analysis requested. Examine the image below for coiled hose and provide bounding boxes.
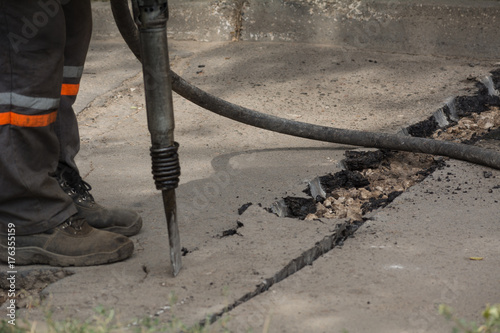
[110,0,500,170]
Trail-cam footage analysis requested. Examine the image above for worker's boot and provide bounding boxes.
[55,164,142,237]
[0,215,134,266]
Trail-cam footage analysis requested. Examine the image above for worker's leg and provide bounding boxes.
[54,0,142,237]
[0,0,76,235]
[0,0,134,266]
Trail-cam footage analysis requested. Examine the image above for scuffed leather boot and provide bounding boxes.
[55,164,142,236]
[0,215,134,266]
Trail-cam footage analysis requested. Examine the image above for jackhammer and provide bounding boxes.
[131,0,181,276]
[117,0,500,276]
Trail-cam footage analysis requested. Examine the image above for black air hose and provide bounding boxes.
[110,0,500,170]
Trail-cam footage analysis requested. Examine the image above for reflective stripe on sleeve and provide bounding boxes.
[0,92,59,110]
[61,83,80,96]
[0,111,58,127]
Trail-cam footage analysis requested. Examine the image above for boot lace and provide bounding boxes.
[59,216,87,234]
[56,164,95,202]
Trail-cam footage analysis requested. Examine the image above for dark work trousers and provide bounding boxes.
[0,0,92,235]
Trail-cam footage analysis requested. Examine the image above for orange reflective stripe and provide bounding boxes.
[0,111,57,127]
[61,83,80,96]
[0,113,9,125]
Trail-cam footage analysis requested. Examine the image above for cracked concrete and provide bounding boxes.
[1,1,500,332]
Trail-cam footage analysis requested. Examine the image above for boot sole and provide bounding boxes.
[0,241,133,267]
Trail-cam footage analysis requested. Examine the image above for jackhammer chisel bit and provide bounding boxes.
[132,0,182,276]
